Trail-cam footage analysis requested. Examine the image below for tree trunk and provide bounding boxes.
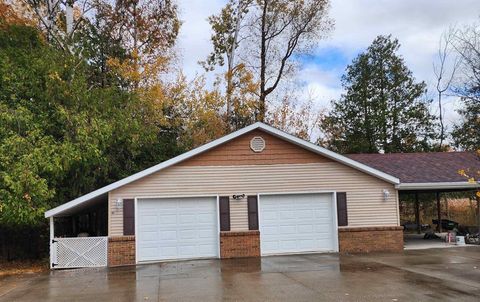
[258,0,268,122]
[225,1,244,128]
[438,90,445,148]
[415,193,420,234]
[436,191,442,233]
[66,0,74,35]
[477,195,480,233]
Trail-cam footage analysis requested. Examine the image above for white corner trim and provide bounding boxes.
[45,122,399,218]
[396,182,480,190]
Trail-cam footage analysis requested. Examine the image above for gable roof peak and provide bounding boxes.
[45,122,399,218]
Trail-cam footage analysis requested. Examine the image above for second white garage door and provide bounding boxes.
[137,197,218,262]
[259,193,337,255]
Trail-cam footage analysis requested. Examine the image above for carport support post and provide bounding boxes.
[477,195,480,232]
[436,191,442,233]
[415,193,420,234]
[49,217,54,269]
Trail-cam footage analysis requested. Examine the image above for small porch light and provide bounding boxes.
[115,198,123,209]
[383,189,391,201]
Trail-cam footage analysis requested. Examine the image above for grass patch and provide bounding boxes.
[0,259,49,277]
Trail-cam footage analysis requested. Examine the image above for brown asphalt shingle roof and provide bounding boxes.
[346,152,480,183]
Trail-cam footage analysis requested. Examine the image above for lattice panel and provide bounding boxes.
[53,237,108,269]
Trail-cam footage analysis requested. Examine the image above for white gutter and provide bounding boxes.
[396,182,479,190]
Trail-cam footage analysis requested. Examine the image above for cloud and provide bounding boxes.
[177,0,480,131]
[176,0,225,79]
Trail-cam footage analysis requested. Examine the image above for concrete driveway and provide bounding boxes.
[1,247,479,302]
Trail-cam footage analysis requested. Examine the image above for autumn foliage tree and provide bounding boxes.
[0,0,183,232]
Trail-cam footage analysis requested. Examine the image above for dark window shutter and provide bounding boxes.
[219,196,230,231]
[247,195,259,230]
[336,192,348,226]
[123,199,135,235]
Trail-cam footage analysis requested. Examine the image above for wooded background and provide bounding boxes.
[0,0,479,260]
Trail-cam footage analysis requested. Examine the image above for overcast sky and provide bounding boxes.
[176,0,480,130]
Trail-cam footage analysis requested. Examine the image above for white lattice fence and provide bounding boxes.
[52,237,108,269]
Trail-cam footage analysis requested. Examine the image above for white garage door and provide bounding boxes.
[260,193,337,255]
[137,197,218,262]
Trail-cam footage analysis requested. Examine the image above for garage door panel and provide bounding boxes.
[162,247,177,257]
[198,213,214,222]
[140,215,157,225]
[179,214,196,223]
[260,193,336,255]
[141,231,158,241]
[278,225,297,234]
[137,197,219,262]
[159,230,176,240]
[298,225,314,233]
[198,229,215,238]
[159,214,177,224]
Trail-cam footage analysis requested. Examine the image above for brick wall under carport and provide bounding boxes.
[338,226,404,253]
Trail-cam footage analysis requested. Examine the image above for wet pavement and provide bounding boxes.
[1,247,479,301]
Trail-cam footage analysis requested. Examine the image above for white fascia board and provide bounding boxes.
[396,182,480,190]
[256,124,400,185]
[45,122,400,218]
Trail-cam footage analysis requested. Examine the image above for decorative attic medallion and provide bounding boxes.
[250,136,266,152]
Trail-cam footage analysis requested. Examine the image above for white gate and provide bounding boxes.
[51,237,108,269]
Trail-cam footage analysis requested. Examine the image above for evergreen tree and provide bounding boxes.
[450,21,480,151]
[320,35,437,153]
[452,99,480,150]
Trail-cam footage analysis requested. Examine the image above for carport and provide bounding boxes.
[45,194,109,269]
[348,152,480,248]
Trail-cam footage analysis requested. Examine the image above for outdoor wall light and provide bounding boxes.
[383,189,391,201]
[232,194,246,200]
[115,198,123,209]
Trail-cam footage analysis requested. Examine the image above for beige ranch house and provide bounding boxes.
[46,122,406,269]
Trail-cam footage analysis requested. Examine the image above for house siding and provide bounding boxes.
[109,162,399,236]
[230,197,249,231]
[108,192,123,236]
[178,129,331,166]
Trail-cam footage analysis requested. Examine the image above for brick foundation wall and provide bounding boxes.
[338,226,404,253]
[220,231,260,258]
[108,236,135,266]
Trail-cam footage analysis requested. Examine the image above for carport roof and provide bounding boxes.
[347,152,480,191]
[45,122,400,218]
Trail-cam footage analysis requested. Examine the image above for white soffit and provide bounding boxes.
[396,182,479,190]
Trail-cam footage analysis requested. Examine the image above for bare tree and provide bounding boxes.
[255,0,332,121]
[450,19,480,150]
[433,27,460,148]
[201,0,253,126]
[23,0,94,53]
[204,0,333,123]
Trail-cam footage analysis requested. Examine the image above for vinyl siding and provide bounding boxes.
[230,197,249,231]
[108,192,123,236]
[178,129,330,166]
[109,162,399,236]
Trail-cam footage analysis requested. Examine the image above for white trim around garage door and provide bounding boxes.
[134,194,220,264]
[257,190,339,255]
